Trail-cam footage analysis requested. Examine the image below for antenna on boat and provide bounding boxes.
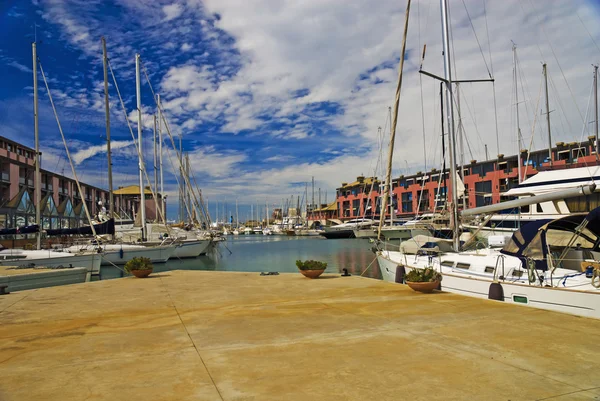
[101,37,114,219]
[32,41,41,250]
[135,53,147,240]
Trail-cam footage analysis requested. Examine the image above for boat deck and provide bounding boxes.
[0,265,88,293]
[1,270,600,400]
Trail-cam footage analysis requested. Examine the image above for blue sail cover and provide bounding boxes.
[500,206,600,271]
[0,225,40,236]
[46,218,115,236]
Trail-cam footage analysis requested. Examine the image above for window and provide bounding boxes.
[511,270,524,278]
[441,260,454,267]
[352,199,360,216]
[401,192,413,213]
[456,262,470,270]
[536,204,543,213]
[484,266,495,273]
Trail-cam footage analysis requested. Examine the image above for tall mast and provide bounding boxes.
[595,65,599,153]
[180,133,184,222]
[513,44,523,183]
[456,82,466,210]
[135,53,146,239]
[32,42,41,250]
[440,0,460,251]
[157,94,165,222]
[311,176,315,221]
[543,63,552,166]
[101,37,114,218]
[266,198,269,227]
[235,198,239,229]
[186,153,191,222]
[377,0,411,240]
[153,113,159,221]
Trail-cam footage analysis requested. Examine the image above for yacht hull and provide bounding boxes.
[0,251,102,277]
[100,245,175,266]
[377,251,600,319]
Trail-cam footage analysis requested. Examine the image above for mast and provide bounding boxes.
[311,176,315,221]
[179,132,183,222]
[543,63,552,166]
[102,37,114,218]
[266,199,269,227]
[456,82,466,210]
[377,0,411,240]
[440,0,460,251]
[513,44,523,183]
[595,65,599,153]
[236,198,239,229]
[157,94,165,222]
[153,113,159,221]
[135,53,146,240]
[388,106,394,226]
[32,42,41,250]
[186,153,191,222]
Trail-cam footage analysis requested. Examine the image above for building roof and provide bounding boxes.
[113,185,156,196]
[339,176,379,190]
[314,201,338,212]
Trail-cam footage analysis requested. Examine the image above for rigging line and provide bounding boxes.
[578,82,594,150]
[548,73,575,138]
[576,11,600,56]
[523,73,544,170]
[138,62,204,225]
[523,0,587,127]
[460,0,491,77]
[515,53,539,152]
[450,85,477,160]
[38,60,97,238]
[482,0,500,158]
[106,59,170,230]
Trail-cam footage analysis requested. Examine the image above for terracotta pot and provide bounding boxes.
[299,269,325,279]
[131,269,152,278]
[406,280,440,293]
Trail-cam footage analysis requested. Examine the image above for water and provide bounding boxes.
[99,236,382,280]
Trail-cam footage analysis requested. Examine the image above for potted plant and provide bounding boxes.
[405,267,442,293]
[296,260,327,279]
[124,257,154,278]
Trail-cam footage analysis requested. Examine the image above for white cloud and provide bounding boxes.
[72,140,135,164]
[180,43,192,52]
[163,3,183,21]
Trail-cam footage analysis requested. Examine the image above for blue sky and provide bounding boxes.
[1,0,600,220]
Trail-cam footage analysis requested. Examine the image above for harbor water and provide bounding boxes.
[99,236,382,280]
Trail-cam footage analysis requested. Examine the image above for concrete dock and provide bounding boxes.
[1,270,600,400]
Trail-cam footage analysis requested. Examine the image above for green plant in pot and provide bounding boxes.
[296,259,327,279]
[405,267,442,293]
[124,256,154,278]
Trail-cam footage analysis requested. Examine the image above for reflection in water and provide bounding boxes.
[98,236,381,281]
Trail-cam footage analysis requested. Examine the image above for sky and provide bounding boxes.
[1,0,600,221]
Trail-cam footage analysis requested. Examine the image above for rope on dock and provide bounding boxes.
[360,256,379,277]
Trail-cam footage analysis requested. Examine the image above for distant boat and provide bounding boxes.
[320,219,375,239]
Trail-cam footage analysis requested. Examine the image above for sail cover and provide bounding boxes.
[500,207,600,271]
[46,218,115,236]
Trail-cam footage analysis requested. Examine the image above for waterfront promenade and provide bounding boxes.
[1,270,599,400]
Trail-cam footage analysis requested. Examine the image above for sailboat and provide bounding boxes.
[0,42,103,278]
[376,0,600,319]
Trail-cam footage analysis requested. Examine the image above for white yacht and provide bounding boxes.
[464,166,600,241]
[320,218,375,239]
[377,209,600,319]
[0,248,102,278]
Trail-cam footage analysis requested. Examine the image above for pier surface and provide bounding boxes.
[1,270,599,400]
